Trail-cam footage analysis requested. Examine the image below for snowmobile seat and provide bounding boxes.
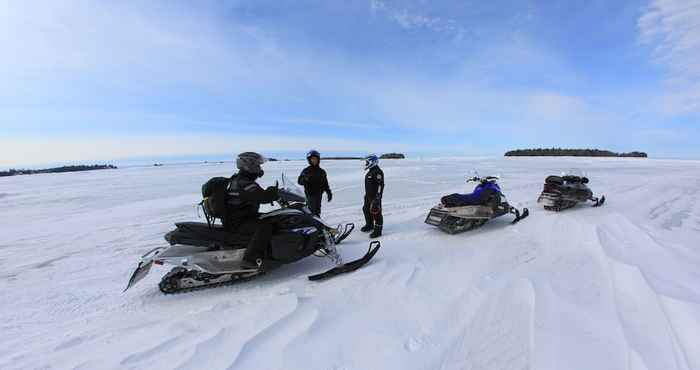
[562,175,583,184]
[441,193,471,207]
[441,191,498,208]
[165,222,248,249]
[545,175,564,185]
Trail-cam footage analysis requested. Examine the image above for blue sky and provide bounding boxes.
[1,0,699,166]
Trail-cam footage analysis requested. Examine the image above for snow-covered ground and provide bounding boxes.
[2,157,700,370]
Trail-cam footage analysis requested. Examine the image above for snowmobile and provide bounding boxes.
[425,176,529,234]
[124,175,380,294]
[537,174,605,211]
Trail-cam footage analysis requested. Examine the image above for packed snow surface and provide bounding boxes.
[1,157,700,370]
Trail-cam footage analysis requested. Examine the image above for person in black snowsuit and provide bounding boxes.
[223,152,279,268]
[361,154,384,238]
[297,150,332,216]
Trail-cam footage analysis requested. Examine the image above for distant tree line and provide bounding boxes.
[504,148,647,158]
[380,153,406,159]
[0,164,117,177]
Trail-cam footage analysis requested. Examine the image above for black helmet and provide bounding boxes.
[306,149,321,164]
[236,152,267,177]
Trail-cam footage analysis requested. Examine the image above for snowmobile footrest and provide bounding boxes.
[593,196,606,207]
[308,241,380,281]
[512,208,529,224]
[333,223,355,244]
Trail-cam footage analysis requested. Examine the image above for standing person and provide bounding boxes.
[297,149,332,216]
[361,154,384,238]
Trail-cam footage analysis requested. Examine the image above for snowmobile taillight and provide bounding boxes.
[154,260,163,265]
[543,183,557,193]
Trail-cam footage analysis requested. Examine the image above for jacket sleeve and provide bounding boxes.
[377,170,385,198]
[297,168,307,186]
[321,169,331,193]
[238,182,279,203]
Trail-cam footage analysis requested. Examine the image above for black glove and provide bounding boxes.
[266,185,280,201]
[326,190,333,202]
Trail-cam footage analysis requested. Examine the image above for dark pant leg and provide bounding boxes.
[307,194,322,216]
[373,201,383,227]
[362,196,373,227]
[243,221,274,263]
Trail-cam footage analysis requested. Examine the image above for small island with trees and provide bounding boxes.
[380,153,406,159]
[0,164,118,177]
[505,148,647,158]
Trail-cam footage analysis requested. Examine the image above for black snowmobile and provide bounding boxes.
[537,174,605,211]
[125,175,380,294]
[425,176,529,234]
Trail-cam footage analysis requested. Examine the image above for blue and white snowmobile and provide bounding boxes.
[425,176,529,234]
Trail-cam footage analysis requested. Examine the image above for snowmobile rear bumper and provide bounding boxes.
[123,247,167,292]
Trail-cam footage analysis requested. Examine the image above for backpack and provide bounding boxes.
[200,177,231,224]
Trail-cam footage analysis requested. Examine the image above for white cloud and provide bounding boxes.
[639,0,700,115]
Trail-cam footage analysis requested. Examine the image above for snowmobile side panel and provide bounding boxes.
[308,242,381,281]
[161,249,247,274]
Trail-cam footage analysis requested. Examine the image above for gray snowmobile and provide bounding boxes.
[425,176,528,234]
[537,173,605,211]
[124,175,379,294]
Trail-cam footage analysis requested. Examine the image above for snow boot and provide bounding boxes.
[370,225,382,239]
[360,224,373,233]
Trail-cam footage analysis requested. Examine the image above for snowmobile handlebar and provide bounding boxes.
[277,188,306,205]
[466,175,499,183]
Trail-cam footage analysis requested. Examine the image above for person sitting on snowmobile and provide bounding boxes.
[442,176,501,207]
[361,154,384,238]
[297,149,332,216]
[224,152,280,268]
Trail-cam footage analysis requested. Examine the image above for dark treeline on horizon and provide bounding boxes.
[505,148,648,158]
[0,164,117,177]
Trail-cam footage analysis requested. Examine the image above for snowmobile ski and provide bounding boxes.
[308,241,381,281]
[332,223,355,244]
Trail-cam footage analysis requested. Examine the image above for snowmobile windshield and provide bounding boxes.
[562,168,585,178]
[279,173,306,199]
[561,168,588,184]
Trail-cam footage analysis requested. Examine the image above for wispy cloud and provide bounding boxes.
[369,0,467,40]
[639,0,700,115]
